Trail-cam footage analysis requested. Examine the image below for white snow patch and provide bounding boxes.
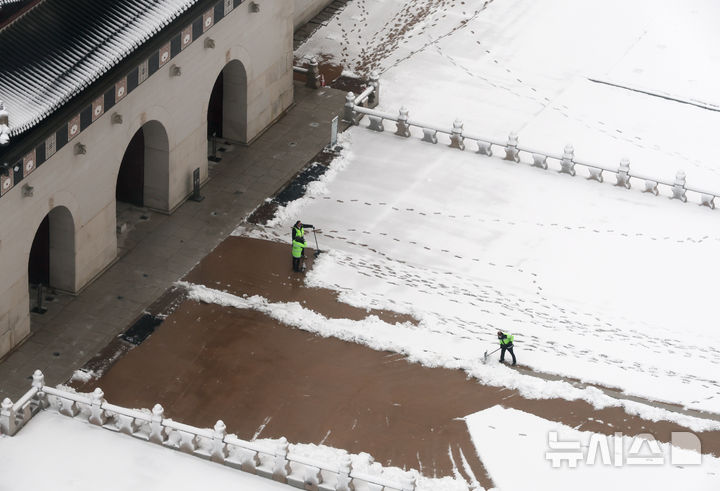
[466,405,720,490]
[70,369,97,384]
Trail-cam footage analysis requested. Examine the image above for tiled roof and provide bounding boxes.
[0,0,200,138]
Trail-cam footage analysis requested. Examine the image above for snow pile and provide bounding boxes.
[289,442,470,491]
[466,405,720,490]
[69,369,98,384]
[182,281,720,433]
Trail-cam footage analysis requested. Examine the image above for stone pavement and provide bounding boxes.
[0,83,346,402]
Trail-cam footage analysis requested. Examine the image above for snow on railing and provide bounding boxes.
[1,370,416,491]
[343,85,719,210]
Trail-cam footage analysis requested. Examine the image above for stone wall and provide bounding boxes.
[0,0,294,357]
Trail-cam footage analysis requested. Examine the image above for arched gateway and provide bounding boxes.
[0,0,313,358]
[116,121,170,210]
[28,206,76,296]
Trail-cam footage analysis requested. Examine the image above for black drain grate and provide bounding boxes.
[120,313,164,345]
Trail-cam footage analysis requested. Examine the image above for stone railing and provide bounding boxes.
[1,370,416,491]
[342,72,380,125]
[343,94,719,210]
[293,57,323,89]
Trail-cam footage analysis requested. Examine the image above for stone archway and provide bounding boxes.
[116,120,169,210]
[207,59,248,144]
[28,206,76,297]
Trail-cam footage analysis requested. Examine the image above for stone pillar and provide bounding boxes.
[307,57,321,89]
[0,398,16,435]
[505,132,519,162]
[149,403,166,444]
[616,158,631,188]
[368,70,380,108]
[272,437,291,483]
[32,370,48,409]
[559,144,576,176]
[343,92,356,124]
[89,387,107,426]
[211,420,228,463]
[672,170,687,202]
[395,107,410,137]
[449,119,465,150]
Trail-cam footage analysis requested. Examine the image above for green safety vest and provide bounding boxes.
[292,239,306,258]
[500,333,514,345]
[293,226,305,239]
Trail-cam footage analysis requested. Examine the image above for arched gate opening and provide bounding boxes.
[207,59,248,149]
[28,206,75,314]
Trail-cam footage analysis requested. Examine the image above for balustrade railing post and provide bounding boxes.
[505,132,519,162]
[368,70,380,108]
[335,456,354,491]
[89,388,107,426]
[672,170,687,202]
[616,158,631,188]
[449,119,465,150]
[149,403,167,444]
[559,144,576,176]
[343,92,356,124]
[272,437,291,483]
[32,369,48,409]
[395,106,410,137]
[0,398,16,435]
[307,57,321,89]
[211,420,228,463]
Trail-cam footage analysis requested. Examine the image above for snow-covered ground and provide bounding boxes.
[297,0,720,191]
[0,411,289,491]
[234,127,720,421]
[280,0,720,416]
[466,406,720,490]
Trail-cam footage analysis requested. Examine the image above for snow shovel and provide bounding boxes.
[483,347,501,363]
[312,229,322,258]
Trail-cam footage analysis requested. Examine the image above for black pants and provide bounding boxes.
[500,345,516,365]
[292,256,302,272]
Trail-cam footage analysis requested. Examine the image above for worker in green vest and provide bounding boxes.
[292,220,314,242]
[497,331,516,365]
[292,236,307,272]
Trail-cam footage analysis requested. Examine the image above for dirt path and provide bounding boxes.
[72,237,720,489]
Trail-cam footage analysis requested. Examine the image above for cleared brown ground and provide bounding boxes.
[73,237,720,488]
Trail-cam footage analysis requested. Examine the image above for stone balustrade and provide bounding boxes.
[343,81,719,211]
[1,370,416,491]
